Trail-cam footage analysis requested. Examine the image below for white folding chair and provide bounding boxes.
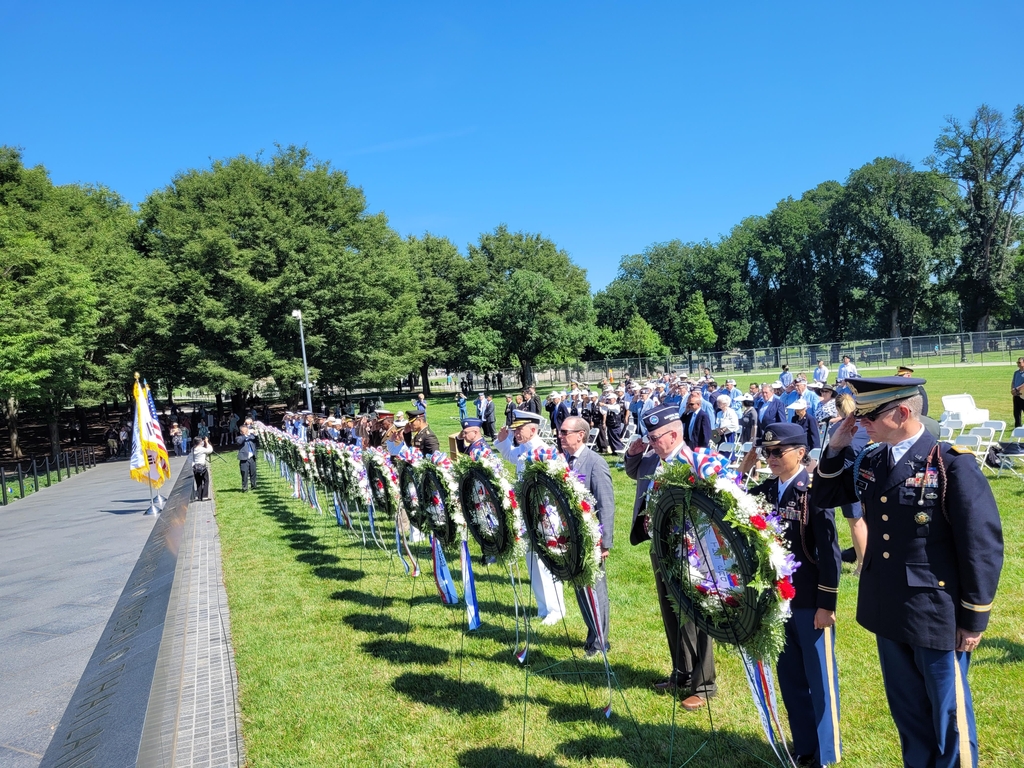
[944,419,964,436]
[614,423,637,457]
[981,420,1006,444]
[939,425,954,442]
[586,428,600,449]
[807,448,821,463]
[968,426,996,452]
[953,434,986,471]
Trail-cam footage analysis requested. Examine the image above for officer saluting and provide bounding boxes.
[813,377,1003,768]
[750,423,841,768]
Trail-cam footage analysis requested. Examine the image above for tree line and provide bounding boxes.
[1,104,1022,458]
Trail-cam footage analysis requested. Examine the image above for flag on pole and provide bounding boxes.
[129,375,171,489]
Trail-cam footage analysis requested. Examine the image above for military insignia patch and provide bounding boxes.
[650,415,659,425]
[765,430,775,442]
[950,445,973,455]
[914,511,931,525]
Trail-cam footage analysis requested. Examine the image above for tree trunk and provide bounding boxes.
[46,398,62,459]
[419,362,432,397]
[6,396,22,459]
[890,307,901,342]
[215,391,224,420]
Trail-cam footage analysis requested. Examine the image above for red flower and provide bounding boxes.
[652,481,661,492]
[581,500,592,513]
[724,595,740,608]
[432,495,441,505]
[509,490,518,509]
[777,577,796,600]
[750,515,767,530]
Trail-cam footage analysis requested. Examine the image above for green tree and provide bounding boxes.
[466,226,593,385]
[676,291,717,355]
[620,312,667,357]
[929,104,1024,332]
[136,145,424,404]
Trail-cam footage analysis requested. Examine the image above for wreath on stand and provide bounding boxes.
[455,455,523,567]
[362,448,401,521]
[419,453,466,548]
[648,461,798,663]
[395,456,426,530]
[518,458,602,587]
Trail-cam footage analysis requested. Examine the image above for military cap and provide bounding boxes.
[642,405,681,433]
[375,408,393,416]
[761,422,807,448]
[461,418,483,429]
[510,409,543,428]
[847,376,926,417]
[406,409,424,420]
[897,365,915,374]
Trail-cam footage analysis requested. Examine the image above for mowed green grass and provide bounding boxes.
[213,365,1023,767]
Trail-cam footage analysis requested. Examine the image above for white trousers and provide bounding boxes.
[528,552,565,618]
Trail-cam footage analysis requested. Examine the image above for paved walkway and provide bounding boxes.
[0,455,244,768]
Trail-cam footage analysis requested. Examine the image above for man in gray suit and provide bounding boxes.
[559,416,615,657]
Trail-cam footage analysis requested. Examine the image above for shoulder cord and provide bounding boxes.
[920,444,950,525]
[851,443,885,501]
[798,489,817,565]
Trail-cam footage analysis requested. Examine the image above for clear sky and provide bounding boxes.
[3,1,1021,290]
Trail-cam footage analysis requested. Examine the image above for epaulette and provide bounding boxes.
[948,444,973,455]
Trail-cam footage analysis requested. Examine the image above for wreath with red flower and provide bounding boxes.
[518,458,603,587]
[454,455,523,567]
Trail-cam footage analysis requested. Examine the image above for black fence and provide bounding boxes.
[0,447,100,507]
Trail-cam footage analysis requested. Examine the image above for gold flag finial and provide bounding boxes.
[134,372,140,381]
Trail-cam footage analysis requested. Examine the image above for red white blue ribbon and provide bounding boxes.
[582,583,614,717]
[739,650,798,767]
[527,446,560,463]
[396,444,424,464]
[468,442,493,461]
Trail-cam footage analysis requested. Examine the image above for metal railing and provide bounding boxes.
[0,447,99,506]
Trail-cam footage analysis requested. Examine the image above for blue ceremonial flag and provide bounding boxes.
[461,540,481,631]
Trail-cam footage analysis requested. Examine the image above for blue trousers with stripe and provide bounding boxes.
[876,636,977,768]
[777,609,841,765]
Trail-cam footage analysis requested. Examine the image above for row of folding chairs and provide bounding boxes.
[938,418,1007,443]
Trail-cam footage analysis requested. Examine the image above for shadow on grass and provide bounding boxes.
[361,637,451,666]
[330,588,395,609]
[296,551,341,566]
[344,612,406,635]
[457,747,560,768]
[975,636,1024,665]
[392,672,505,714]
[312,565,365,581]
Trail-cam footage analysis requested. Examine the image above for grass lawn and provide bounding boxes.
[212,365,1023,767]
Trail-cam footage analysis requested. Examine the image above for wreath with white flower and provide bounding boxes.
[519,458,603,587]
[418,452,466,548]
[648,461,798,663]
[392,454,426,529]
[254,423,302,473]
[455,455,524,567]
[362,447,401,520]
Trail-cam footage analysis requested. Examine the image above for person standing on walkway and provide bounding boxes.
[1012,357,1024,428]
[192,437,214,501]
[236,424,258,492]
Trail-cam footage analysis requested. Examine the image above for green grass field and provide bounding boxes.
[212,365,1023,767]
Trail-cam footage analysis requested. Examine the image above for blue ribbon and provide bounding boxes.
[431,535,459,605]
[461,540,481,630]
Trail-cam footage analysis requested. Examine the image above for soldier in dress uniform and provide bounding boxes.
[750,423,842,768]
[813,377,1003,768]
[459,418,488,455]
[407,410,439,454]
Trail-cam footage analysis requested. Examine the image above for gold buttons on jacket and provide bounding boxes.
[881,514,889,521]
[938,581,946,587]
[883,552,890,559]
[883,534,890,540]
[880,496,888,503]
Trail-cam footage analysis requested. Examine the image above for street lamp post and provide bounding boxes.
[957,301,967,364]
[291,309,313,412]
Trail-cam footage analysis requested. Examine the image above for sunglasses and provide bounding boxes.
[862,402,903,422]
[558,428,585,435]
[760,446,797,459]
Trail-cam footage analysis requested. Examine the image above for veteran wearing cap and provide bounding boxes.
[750,424,842,768]
[624,405,716,711]
[496,409,566,625]
[458,418,488,456]
[813,377,1003,768]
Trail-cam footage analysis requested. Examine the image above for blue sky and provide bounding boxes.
[3,1,1021,290]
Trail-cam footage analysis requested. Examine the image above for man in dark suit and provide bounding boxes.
[482,395,496,440]
[739,383,788,477]
[407,410,439,454]
[681,392,712,449]
[624,405,716,711]
[559,416,615,656]
[814,377,1003,768]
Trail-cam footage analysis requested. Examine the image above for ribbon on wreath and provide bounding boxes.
[468,442,493,461]
[333,492,351,528]
[395,525,421,577]
[430,535,459,605]
[428,451,453,470]
[740,650,798,767]
[673,443,738,481]
[396,444,424,464]
[581,583,614,718]
[527,446,560,463]
[460,539,481,630]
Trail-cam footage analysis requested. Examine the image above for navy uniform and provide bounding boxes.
[751,424,842,767]
[813,377,1003,768]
